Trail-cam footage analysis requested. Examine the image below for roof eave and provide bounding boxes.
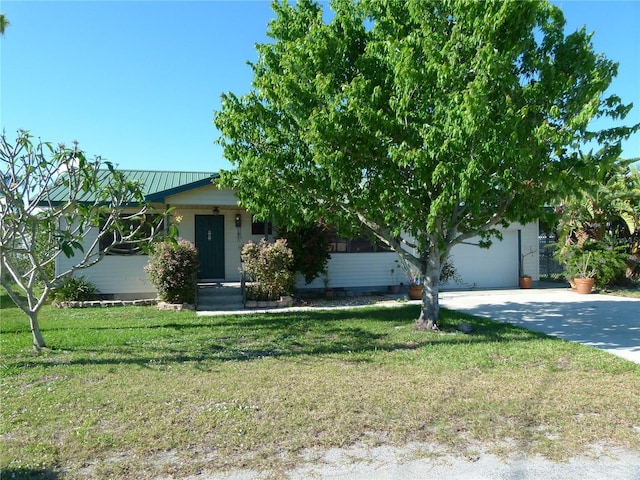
[145,174,218,203]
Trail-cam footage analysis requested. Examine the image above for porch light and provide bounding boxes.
[235,213,242,228]
[212,207,220,215]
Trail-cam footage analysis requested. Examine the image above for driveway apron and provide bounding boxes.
[439,287,640,364]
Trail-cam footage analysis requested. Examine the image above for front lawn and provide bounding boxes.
[1,299,639,479]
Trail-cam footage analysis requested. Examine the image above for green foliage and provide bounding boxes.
[51,276,98,302]
[145,239,199,304]
[554,156,640,286]
[214,0,638,325]
[1,130,165,350]
[0,13,9,35]
[560,239,629,288]
[276,224,331,284]
[242,238,295,301]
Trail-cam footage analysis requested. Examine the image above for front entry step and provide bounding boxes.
[197,283,243,311]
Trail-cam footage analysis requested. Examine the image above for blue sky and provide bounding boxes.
[1,1,638,173]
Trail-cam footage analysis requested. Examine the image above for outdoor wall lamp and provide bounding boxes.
[212,207,220,216]
[235,213,242,228]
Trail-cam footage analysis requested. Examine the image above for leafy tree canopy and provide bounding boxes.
[214,0,638,328]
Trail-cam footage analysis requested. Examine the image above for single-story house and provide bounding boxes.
[53,170,540,299]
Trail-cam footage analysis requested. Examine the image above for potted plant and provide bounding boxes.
[519,247,536,289]
[572,251,596,294]
[556,243,579,289]
[562,241,628,294]
[395,257,422,300]
[518,274,532,289]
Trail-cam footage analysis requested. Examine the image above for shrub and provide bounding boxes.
[277,224,331,284]
[562,239,629,288]
[145,239,199,303]
[242,238,295,301]
[52,276,98,302]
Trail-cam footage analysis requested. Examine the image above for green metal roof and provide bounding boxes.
[43,170,219,205]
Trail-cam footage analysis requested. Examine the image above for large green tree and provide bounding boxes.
[214,0,637,329]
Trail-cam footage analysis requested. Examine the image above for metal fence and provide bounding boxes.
[539,228,564,280]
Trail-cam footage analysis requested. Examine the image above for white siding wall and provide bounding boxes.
[297,252,399,290]
[56,225,157,299]
[296,221,540,291]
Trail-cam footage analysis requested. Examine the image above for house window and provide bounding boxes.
[327,231,390,253]
[99,214,163,255]
[251,216,273,235]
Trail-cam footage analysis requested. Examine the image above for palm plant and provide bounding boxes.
[554,154,639,286]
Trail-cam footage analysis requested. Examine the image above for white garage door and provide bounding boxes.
[446,232,519,289]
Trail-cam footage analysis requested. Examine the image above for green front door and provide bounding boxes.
[195,215,225,279]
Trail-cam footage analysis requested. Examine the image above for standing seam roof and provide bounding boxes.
[42,170,218,204]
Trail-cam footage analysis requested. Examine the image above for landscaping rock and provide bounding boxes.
[157,302,195,311]
[54,299,158,309]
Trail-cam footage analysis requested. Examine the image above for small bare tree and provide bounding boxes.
[1,130,166,351]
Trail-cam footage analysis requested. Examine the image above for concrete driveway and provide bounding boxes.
[439,286,640,364]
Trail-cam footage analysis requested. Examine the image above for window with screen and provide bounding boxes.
[99,214,163,255]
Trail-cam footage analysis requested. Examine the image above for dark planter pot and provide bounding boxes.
[389,285,401,294]
[408,285,423,300]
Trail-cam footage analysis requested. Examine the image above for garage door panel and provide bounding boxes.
[446,233,518,288]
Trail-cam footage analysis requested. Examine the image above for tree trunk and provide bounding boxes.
[414,249,441,331]
[28,311,46,352]
[0,281,48,351]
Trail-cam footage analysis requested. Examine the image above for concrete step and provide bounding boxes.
[196,283,244,311]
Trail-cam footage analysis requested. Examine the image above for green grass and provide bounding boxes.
[1,295,639,479]
[601,284,640,298]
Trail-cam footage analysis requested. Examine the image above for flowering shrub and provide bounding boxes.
[242,238,295,301]
[145,239,199,303]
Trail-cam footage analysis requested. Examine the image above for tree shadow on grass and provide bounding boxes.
[0,468,60,479]
[5,305,555,369]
